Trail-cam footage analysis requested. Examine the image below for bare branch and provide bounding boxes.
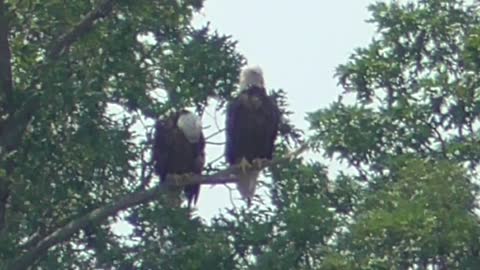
[205,128,225,140]
[8,143,308,270]
[205,153,224,168]
[204,108,223,132]
[47,0,117,59]
[206,141,225,145]
[224,183,238,208]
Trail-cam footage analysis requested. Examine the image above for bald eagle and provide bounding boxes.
[225,66,280,205]
[153,110,205,207]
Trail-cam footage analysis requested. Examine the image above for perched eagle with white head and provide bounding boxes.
[153,110,205,207]
[225,66,280,205]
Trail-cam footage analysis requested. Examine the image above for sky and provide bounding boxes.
[191,1,378,220]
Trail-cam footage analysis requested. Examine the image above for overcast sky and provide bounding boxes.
[190,0,378,220]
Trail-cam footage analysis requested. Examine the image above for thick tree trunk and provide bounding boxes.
[0,0,12,109]
[0,0,12,235]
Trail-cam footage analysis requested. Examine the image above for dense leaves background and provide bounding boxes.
[1,0,479,269]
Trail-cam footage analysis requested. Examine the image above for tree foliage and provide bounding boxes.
[308,0,480,268]
[1,0,480,269]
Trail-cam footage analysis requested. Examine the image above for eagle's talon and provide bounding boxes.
[252,158,266,169]
[238,157,252,173]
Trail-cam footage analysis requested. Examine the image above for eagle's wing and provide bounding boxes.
[194,133,206,173]
[185,132,205,207]
[225,95,246,165]
[264,96,281,159]
[152,119,169,182]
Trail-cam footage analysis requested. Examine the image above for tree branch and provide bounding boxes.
[0,0,13,237]
[0,0,118,152]
[0,92,40,152]
[47,0,117,59]
[0,178,8,233]
[206,141,225,145]
[205,128,225,140]
[8,143,308,270]
[0,0,13,108]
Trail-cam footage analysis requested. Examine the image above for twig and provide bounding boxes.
[421,118,447,158]
[204,108,222,132]
[224,184,237,208]
[206,153,224,168]
[206,141,225,145]
[213,109,222,132]
[205,128,225,140]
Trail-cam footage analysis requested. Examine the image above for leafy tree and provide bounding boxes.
[1,0,480,269]
[0,0,243,269]
[308,0,480,268]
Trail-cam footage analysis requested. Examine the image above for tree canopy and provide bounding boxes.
[1,0,480,269]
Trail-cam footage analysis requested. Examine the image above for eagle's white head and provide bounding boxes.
[177,111,203,143]
[239,65,265,90]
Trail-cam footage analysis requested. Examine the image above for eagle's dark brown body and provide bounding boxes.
[225,81,280,203]
[153,110,205,207]
[226,86,280,165]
